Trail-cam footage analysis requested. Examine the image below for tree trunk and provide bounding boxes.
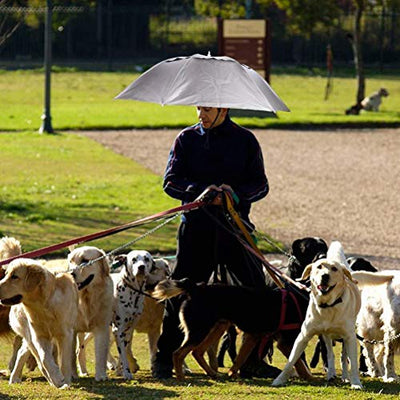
[352,0,365,105]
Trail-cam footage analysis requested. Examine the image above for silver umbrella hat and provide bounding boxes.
[115,53,289,113]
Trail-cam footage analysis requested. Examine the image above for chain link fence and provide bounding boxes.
[0,5,399,70]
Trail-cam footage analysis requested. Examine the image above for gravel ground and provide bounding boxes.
[77,128,400,271]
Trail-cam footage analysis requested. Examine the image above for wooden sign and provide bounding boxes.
[218,19,271,82]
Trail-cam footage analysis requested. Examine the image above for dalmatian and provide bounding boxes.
[111,250,153,380]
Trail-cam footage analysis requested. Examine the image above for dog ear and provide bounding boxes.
[343,267,358,284]
[298,264,312,281]
[99,257,110,277]
[24,265,46,292]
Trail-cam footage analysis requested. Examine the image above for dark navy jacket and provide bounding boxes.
[163,116,269,222]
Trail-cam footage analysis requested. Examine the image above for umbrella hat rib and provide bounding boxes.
[245,67,290,112]
[161,56,194,106]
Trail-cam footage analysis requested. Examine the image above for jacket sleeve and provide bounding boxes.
[163,135,208,202]
[233,135,269,204]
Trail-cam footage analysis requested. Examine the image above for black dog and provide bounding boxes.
[153,278,312,380]
[347,256,378,273]
[217,236,328,369]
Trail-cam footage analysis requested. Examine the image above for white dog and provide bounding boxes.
[356,270,400,382]
[68,246,113,381]
[0,258,78,388]
[272,254,363,389]
[110,250,154,380]
[361,88,389,111]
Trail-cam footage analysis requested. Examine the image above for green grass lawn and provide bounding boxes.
[1,68,399,131]
[0,332,399,399]
[0,132,279,257]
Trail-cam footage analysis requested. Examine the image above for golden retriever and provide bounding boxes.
[68,246,113,381]
[0,237,22,336]
[0,258,78,388]
[77,257,171,375]
[131,258,171,369]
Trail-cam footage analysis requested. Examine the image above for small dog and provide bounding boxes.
[0,258,78,388]
[361,88,389,111]
[68,246,113,381]
[345,88,389,115]
[153,278,312,381]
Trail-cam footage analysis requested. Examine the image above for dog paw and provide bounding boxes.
[95,373,108,381]
[227,369,238,379]
[271,377,286,387]
[60,383,70,390]
[123,371,133,381]
[383,376,399,383]
[350,383,363,390]
[130,365,140,373]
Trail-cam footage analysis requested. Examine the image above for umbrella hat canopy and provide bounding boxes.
[115,54,289,113]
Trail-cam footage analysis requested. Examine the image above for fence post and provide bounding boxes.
[39,0,54,133]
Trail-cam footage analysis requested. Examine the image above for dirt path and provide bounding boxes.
[77,128,400,270]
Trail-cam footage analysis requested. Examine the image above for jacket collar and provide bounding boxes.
[197,115,232,136]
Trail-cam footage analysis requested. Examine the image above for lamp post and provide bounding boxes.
[39,0,54,133]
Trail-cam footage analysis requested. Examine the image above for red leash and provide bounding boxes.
[0,200,205,267]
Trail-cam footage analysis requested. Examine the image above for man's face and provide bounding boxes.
[196,107,227,129]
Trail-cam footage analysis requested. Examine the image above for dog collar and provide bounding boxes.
[77,274,94,291]
[318,296,343,309]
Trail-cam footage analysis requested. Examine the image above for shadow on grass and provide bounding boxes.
[71,376,179,399]
[237,373,400,395]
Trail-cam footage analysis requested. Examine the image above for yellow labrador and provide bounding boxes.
[0,258,78,388]
[272,259,363,389]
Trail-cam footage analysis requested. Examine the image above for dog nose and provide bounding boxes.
[321,273,330,285]
[70,270,76,279]
[138,264,145,272]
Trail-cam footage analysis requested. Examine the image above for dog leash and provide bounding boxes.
[258,289,304,358]
[222,191,285,289]
[0,200,206,267]
[356,331,400,345]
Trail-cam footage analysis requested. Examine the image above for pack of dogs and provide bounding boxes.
[0,235,399,390]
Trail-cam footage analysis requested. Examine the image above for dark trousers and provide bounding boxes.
[154,207,266,369]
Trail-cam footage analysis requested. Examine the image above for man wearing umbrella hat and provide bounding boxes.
[115,53,289,379]
[152,106,276,379]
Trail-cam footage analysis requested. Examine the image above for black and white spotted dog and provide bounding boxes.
[111,250,153,380]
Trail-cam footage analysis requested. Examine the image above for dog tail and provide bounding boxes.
[0,236,22,262]
[152,278,195,301]
[352,271,394,288]
[327,241,350,269]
